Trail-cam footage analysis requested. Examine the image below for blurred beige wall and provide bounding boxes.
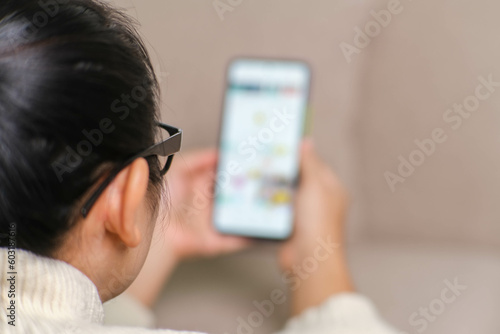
[106,1,500,333]
[357,0,500,248]
[110,0,500,248]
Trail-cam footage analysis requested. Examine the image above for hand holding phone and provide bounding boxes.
[279,140,353,315]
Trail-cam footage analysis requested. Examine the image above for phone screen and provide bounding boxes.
[213,59,310,239]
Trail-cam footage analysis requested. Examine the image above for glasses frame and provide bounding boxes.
[80,122,182,218]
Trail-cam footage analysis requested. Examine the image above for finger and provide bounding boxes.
[177,148,218,175]
[300,138,320,180]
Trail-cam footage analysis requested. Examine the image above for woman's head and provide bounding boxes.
[0,0,165,299]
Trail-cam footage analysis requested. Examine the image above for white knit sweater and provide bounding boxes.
[0,248,398,333]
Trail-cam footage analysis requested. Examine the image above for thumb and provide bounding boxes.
[299,138,318,180]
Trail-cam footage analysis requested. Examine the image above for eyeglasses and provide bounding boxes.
[80,122,182,218]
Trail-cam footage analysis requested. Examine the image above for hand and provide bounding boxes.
[163,148,252,260]
[126,148,252,307]
[279,139,353,315]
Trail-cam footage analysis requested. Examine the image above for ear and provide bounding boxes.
[102,158,150,248]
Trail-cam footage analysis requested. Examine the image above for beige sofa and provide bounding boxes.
[110,0,500,333]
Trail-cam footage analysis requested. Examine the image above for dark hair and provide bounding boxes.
[0,0,163,256]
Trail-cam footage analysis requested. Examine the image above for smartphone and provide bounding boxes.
[213,58,311,240]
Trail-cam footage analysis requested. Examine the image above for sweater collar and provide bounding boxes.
[0,247,104,325]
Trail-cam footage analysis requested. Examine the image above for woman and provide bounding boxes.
[0,1,398,333]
